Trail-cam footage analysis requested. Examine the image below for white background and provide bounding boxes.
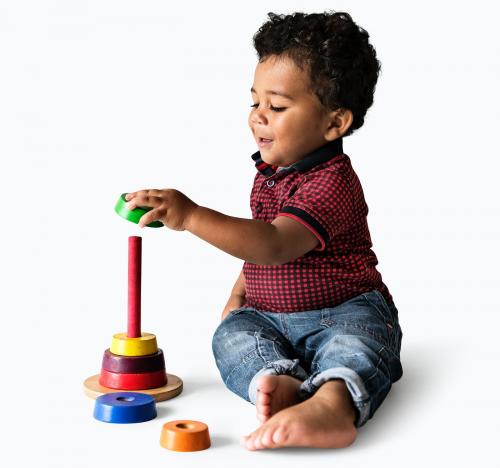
[1,0,499,466]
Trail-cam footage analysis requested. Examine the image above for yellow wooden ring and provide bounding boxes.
[110,333,158,356]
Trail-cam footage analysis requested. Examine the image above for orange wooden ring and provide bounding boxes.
[99,368,167,390]
[160,420,211,452]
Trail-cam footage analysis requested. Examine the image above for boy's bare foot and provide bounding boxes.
[242,379,357,450]
[255,374,302,423]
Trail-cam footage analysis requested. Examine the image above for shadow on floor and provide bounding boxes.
[174,376,225,398]
[355,339,446,447]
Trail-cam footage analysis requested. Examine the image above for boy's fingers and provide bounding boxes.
[147,189,165,198]
[138,212,153,228]
[126,200,137,210]
[126,189,155,201]
[128,194,162,210]
[138,208,164,228]
[128,189,169,199]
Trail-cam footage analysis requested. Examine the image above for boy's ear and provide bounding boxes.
[324,108,353,140]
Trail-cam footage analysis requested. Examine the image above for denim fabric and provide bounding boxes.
[212,290,403,427]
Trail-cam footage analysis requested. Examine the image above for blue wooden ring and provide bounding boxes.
[94,392,157,423]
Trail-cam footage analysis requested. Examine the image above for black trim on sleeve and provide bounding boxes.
[280,206,330,245]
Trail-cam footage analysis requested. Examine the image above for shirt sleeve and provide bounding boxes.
[277,169,354,251]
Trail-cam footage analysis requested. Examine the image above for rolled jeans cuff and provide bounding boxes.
[248,358,309,404]
[299,367,371,427]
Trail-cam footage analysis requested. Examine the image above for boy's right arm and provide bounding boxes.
[221,268,246,321]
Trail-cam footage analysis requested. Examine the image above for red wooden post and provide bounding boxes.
[128,236,141,338]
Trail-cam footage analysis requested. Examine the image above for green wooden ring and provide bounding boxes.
[114,193,163,228]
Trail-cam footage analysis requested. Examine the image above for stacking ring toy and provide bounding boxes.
[94,392,157,423]
[83,236,183,404]
[160,420,211,452]
[115,193,163,228]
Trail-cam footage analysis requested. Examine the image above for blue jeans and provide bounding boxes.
[211,290,403,427]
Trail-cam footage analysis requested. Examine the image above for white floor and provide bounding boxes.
[1,0,499,466]
[3,298,497,467]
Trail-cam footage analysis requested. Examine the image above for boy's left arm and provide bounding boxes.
[125,189,319,265]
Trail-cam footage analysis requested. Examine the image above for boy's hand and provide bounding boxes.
[221,293,246,321]
[125,189,198,230]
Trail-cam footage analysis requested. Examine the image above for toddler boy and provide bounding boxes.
[125,11,403,451]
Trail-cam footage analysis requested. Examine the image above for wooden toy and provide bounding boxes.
[94,392,157,423]
[84,236,183,402]
[114,193,163,228]
[160,420,211,452]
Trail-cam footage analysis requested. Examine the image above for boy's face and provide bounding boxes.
[249,54,334,167]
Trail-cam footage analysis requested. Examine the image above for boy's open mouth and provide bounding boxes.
[258,137,273,147]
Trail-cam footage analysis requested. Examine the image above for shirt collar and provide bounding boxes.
[251,138,344,176]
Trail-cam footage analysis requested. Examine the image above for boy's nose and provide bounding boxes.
[250,108,268,126]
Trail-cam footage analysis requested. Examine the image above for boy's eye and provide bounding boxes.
[250,103,286,113]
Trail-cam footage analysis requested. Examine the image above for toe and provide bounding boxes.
[257,411,269,424]
[257,413,265,423]
[257,391,271,405]
[256,397,271,423]
[257,403,271,416]
[242,434,256,451]
[260,426,277,448]
[253,436,265,450]
[250,429,266,450]
[257,374,279,394]
[272,426,288,446]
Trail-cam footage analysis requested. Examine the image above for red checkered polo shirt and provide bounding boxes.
[242,137,393,313]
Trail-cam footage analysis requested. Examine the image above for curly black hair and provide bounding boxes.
[253,11,381,136]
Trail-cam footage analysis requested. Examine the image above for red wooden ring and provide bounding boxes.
[99,369,168,390]
[101,349,166,374]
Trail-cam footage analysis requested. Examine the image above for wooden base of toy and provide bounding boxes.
[83,373,183,402]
